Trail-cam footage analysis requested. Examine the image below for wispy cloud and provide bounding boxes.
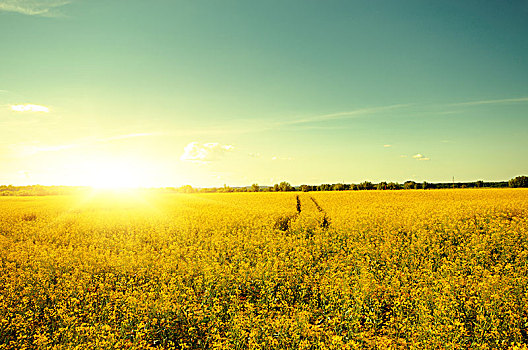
[0,0,71,17]
[274,104,412,127]
[450,96,528,107]
[160,95,526,136]
[10,104,50,113]
[180,142,234,163]
[383,144,392,148]
[412,154,430,161]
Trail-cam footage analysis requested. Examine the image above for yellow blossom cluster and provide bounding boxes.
[0,189,527,349]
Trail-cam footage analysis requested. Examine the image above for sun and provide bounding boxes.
[78,159,151,189]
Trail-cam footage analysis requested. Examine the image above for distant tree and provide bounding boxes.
[404,181,416,190]
[179,185,195,193]
[273,184,280,192]
[318,184,332,191]
[422,181,429,190]
[509,176,528,188]
[377,182,388,190]
[358,181,374,190]
[251,184,260,192]
[387,182,401,190]
[332,183,345,191]
[279,181,294,192]
[299,185,311,192]
[475,180,484,188]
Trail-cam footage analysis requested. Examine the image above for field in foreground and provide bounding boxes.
[1,189,527,349]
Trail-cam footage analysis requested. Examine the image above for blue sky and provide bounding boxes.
[1,0,527,187]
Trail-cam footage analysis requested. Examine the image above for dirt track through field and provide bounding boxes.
[310,196,331,229]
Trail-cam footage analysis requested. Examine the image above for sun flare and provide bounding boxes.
[79,159,150,189]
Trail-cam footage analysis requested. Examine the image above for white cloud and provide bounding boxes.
[0,0,70,17]
[248,152,261,158]
[11,104,50,113]
[180,142,234,163]
[412,154,430,161]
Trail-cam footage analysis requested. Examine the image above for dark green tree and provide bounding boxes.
[279,182,294,192]
[509,176,528,188]
[299,185,311,192]
[332,183,345,191]
[404,181,416,190]
[358,181,374,190]
[377,182,388,190]
[387,182,401,190]
[318,184,332,191]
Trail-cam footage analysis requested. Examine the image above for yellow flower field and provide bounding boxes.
[1,189,527,349]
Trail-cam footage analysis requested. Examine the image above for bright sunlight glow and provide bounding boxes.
[79,159,150,189]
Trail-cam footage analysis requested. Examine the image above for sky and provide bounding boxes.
[1,0,527,187]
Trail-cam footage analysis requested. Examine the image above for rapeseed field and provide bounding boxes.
[1,189,527,349]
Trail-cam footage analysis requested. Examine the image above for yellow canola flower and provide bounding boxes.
[0,189,526,348]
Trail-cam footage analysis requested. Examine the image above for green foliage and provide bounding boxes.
[509,176,528,188]
[358,181,374,190]
[387,182,402,190]
[318,184,332,191]
[299,185,312,192]
[404,181,417,190]
[332,183,346,191]
[279,182,294,192]
[377,182,388,190]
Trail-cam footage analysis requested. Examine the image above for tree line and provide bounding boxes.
[167,176,526,193]
[0,185,89,196]
[1,176,526,196]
